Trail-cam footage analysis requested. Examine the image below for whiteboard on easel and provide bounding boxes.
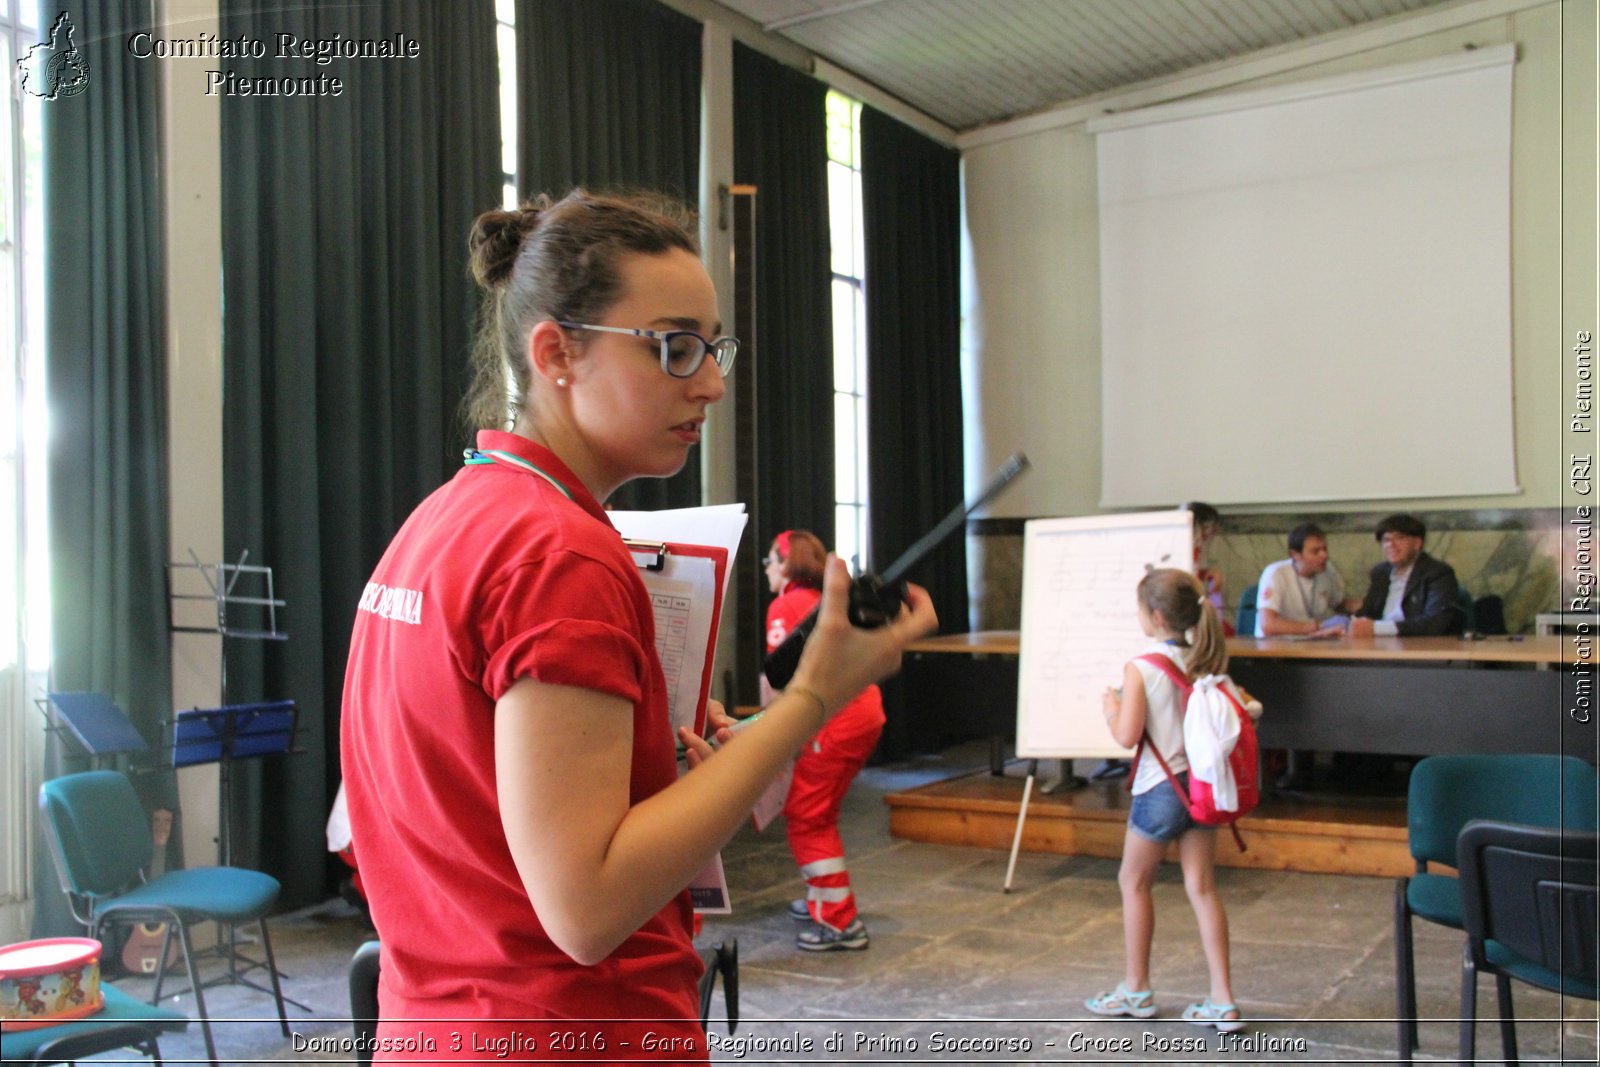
[1015,510,1194,759]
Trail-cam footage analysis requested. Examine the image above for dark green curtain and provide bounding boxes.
[219,0,501,905]
[38,0,174,936]
[861,107,967,758]
[516,0,702,510]
[731,43,834,585]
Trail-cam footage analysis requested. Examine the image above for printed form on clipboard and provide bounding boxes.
[608,503,746,914]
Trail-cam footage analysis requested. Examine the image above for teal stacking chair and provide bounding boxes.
[1,983,188,1064]
[1456,820,1598,1063]
[1235,583,1258,637]
[1394,755,1598,1061]
[39,770,289,1064]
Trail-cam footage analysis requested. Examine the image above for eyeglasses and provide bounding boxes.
[557,321,738,379]
[761,556,777,566]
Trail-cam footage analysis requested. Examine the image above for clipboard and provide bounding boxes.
[625,539,729,740]
[624,536,734,914]
[611,507,747,915]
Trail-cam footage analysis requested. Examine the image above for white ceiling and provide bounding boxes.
[709,0,1463,132]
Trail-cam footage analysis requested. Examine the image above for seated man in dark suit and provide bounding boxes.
[1348,513,1463,637]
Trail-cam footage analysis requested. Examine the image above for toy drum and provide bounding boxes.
[0,937,104,1029]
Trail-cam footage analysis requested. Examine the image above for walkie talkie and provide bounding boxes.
[762,452,1031,689]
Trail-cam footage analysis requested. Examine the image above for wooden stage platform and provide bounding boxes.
[885,771,1411,878]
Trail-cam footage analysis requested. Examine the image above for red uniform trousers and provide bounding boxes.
[784,694,883,931]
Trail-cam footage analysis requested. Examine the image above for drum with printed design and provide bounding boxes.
[0,937,104,1028]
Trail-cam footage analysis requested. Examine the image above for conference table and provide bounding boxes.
[900,631,1588,769]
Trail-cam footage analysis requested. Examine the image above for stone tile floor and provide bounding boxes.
[62,745,1598,1064]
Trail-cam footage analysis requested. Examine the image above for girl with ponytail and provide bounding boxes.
[1085,568,1245,1033]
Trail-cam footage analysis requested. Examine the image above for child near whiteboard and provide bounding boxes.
[1086,568,1246,1032]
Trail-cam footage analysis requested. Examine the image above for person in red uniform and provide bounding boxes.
[763,531,885,951]
[340,190,937,1063]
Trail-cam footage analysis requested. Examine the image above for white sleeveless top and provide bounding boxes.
[1129,641,1190,796]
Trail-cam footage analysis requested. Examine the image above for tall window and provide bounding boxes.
[1,0,48,673]
[825,90,867,572]
[2,0,50,940]
[496,0,516,207]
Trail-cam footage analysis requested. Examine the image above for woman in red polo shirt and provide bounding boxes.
[340,190,936,1062]
[763,530,885,951]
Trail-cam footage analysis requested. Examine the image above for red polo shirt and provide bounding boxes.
[341,431,702,1062]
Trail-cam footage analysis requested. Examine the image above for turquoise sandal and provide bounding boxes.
[1085,982,1157,1019]
[1182,998,1245,1033]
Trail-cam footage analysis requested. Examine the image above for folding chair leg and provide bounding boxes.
[1493,972,1517,1065]
[257,918,291,1037]
[1394,880,1417,1060]
[696,951,717,1029]
[151,923,176,1003]
[174,920,218,1065]
[98,914,216,1065]
[1458,946,1477,1064]
[718,941,738,1032]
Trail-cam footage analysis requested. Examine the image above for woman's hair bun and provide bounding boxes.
[468,201,545,288]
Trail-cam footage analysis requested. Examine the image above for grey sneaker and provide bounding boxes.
[788,898,812,922]
[796,917,868,952]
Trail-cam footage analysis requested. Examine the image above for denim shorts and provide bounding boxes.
[1129,775,1204,843]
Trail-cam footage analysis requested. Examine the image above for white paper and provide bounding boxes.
[749,760,793,833]
[609,504,747,566]
[612,505,747,914]
[641,553,720,738]
[688,851,731,914]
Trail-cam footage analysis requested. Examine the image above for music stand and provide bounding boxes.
[45,692,150,764]
[168,699,306,1010]
[171,700,297,869]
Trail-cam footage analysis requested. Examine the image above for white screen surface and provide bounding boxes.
[1015,510,1193,759]
[1092,47,1517,507]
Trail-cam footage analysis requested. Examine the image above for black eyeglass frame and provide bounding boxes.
[556,321,738,379]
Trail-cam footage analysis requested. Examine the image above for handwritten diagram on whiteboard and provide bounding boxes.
[1015,510,1194,758]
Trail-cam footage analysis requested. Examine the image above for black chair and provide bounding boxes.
[349,939,381,1067]
[1394,754,1598,1060]
[1472,594,1507,636]
[1456,820,1599,1063]
[1456,586,1476,634]
[697,939,738,1034]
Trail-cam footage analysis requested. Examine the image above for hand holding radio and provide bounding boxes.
[782,555,937,721]
[762,452,1030,691]
[759,572,912,695]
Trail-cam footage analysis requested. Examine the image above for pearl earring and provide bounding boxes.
[555,376,568,387]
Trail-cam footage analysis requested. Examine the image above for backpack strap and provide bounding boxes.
[1126,654,1196,814]
[1136,652,1192,699]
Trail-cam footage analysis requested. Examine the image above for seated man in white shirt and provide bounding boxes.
[1254,523,1361,638]
[1348,513,1464,637]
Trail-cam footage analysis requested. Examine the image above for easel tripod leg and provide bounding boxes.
[1003,763,1037,893]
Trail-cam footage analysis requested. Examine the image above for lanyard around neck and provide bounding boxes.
[463,448,574,501]
[1297,571,1319,616]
